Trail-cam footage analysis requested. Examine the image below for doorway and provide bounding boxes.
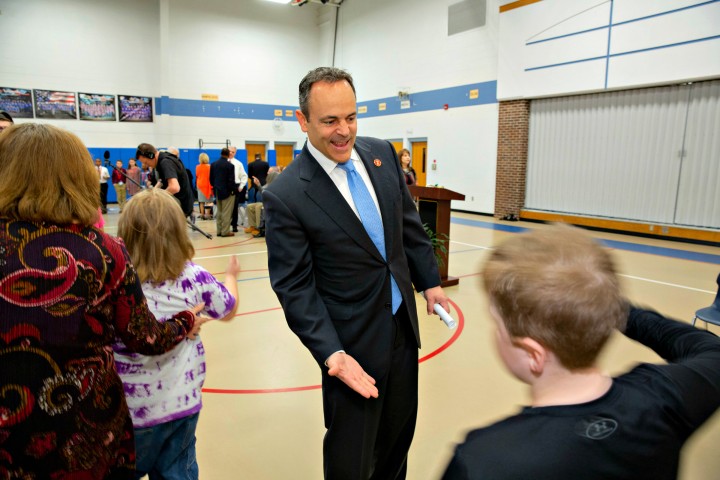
[245,143,267,164]
[275,144,295,170]
[389,140,403,155]
[411,141,427,186]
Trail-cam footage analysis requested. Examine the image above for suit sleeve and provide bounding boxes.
[263,188,344,367]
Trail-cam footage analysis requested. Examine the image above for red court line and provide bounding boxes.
[195,237,262,251]
[235,307,283,317]
[203,299,465,395]
[203,385,321,394]
[419,298,464,364]
[457,272,482,279]
[210,268,268,276]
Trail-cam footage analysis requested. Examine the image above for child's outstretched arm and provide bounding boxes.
[219,255,241,322]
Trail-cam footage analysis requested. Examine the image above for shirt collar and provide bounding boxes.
[306,138,360,176]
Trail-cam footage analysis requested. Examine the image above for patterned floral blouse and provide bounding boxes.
[0,219,195,479]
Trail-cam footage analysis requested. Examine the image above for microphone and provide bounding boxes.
[421,292,456,329]
[103,150,110,160]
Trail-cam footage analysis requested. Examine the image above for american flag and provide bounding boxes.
[49,91,75,104]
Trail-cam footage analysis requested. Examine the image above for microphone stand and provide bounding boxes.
[105,160,213,239]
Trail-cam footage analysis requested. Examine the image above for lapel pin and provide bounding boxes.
[373,159,382,167]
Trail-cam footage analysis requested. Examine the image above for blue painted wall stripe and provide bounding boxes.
[358,81,497,119]
[152,81,497,121]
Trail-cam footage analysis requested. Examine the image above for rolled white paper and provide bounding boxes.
[434,303,457,329]
[422,292,457,329]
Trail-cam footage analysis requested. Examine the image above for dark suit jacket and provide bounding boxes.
[209,157,236,201]
[264,137,440,379]
[248,159,270,186]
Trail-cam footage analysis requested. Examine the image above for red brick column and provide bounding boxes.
[494,99,529,219]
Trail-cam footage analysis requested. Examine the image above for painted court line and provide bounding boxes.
[194,250,267,260]
[619,274,715,295]
[202,299,464,395]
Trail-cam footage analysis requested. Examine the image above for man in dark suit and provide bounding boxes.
[247,152,269,187]
[264,67,450,480]
[209,148,236,237]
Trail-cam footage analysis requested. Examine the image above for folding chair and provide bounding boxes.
[693,273,720,328]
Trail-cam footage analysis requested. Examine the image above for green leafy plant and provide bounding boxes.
[423,223,448,268]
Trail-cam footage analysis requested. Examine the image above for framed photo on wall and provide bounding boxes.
[118,95,153,122]
[0,87,34,118]
[33,89,77,119]
[79,93,116,121]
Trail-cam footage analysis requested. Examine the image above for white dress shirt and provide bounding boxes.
[306,139,382,222]
[229,157,249,189]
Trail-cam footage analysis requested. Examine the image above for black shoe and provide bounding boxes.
[253,230,265,238]
[232,227,238,232]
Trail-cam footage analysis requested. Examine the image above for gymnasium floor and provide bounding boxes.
[103,209,720,479]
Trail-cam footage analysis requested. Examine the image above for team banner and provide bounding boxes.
[33,89,77,119]
[79,93,117,121]
[118,95,153,122]
[0,87,34,118]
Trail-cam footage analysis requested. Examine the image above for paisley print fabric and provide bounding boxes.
[0,219,194,479]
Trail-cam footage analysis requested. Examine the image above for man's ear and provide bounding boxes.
[514,337,548,376]
[295,109,309,133]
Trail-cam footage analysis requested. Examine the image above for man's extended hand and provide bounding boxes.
[326,352,379,399]
[424,285,450,316]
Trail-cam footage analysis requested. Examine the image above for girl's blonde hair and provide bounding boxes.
[118,188,195,284]
[199,153,210,164]
[0,123,99,226]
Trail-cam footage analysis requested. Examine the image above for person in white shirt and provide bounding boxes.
[94,158,110,213]
[228,146,249,232]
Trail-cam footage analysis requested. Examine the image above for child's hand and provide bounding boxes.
[187,315,211,340]
[226,256,241,277]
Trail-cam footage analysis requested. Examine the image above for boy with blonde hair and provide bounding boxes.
[443,225,720,480]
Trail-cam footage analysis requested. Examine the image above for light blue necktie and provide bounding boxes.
[337,160,402,314]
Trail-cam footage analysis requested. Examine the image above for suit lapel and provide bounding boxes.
[298,146,384,261]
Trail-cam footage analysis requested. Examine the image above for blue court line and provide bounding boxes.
[451,217,529,233]
[599,239,720,264]
[238,276,270,283]
[451,217,720,265]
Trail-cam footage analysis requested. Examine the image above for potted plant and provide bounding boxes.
[423,223,448,268]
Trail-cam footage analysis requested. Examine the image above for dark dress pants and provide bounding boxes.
[231,184,240,229]
[322,305,418,480]
[100,183,108,210]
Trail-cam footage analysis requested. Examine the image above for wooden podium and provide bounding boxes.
[408,185,465,288]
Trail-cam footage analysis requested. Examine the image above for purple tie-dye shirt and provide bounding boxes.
[112,261,235,428]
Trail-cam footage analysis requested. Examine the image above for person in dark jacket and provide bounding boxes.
[209,148,237,237]
[442,225,720,480]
